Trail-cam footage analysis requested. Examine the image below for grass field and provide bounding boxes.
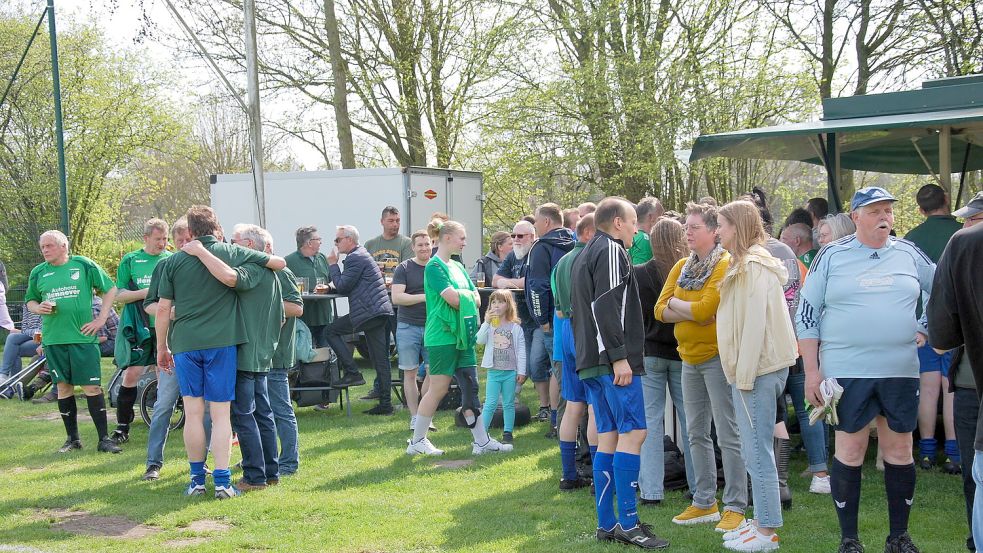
[0,357,969,552]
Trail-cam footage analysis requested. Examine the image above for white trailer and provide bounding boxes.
[210,167,484,263]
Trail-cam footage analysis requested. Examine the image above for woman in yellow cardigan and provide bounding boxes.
[715,200,798,552]
[656,202,748,533]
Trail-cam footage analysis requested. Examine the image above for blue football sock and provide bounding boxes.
[560,441,578,481]
[189,461,206,486]
[946,439,960,462]
[213,468,231,488]
[593,452,617,531]
[550,409,558,427]
[919,437,936,459]
[613,451,641,530]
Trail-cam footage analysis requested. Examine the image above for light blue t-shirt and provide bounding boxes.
[795,235,935,379]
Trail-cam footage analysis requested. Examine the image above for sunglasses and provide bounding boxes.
[510,233,531,239]
[334,237,344,244]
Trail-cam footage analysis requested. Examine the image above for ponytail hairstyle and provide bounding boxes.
[427,218,466,242]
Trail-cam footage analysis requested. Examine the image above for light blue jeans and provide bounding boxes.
[639,356,697,500]
[147,369,212,468]
[973,451,983,549]
[268,368,299,475]
[786,368,828,473]
[732,368,788,529]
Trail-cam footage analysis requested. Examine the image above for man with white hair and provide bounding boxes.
[325,224,396,414]
[780,223,819,268]
[797,187,935,553]
[24,230,120,454]
[494,220,552,417]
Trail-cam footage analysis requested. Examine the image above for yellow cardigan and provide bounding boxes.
[654,253,730,365]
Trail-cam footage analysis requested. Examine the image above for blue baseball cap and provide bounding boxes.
[850,187,896,211]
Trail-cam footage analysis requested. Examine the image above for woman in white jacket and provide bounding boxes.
[715,200,798,552]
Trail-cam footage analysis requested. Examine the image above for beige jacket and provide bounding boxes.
[717,244,798,391]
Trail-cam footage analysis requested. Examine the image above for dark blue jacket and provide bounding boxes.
[525,227,575,327]
[329,245,393,329]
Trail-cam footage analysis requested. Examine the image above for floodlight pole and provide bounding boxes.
[47,0,70,235]
[243,0,266,227]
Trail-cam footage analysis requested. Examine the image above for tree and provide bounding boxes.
[0,14,184,281]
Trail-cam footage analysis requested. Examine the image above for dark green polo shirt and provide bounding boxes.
[285,250,333,326]
[272,268,303,369]
[235,262,284,373]
[157,236,269,354]
[904,215,963,263]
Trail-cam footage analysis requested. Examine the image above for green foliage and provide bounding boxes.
[0,13,184,285]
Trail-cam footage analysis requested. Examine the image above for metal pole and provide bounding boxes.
[939,125,952,194]
[0,9,47,112]
[243,0,266,227]
[47,0,70,235]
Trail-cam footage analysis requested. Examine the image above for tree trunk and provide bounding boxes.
[324,0,356,168]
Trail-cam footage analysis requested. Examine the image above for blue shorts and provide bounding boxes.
[396,322,428,372]
[582,373,646,434]
[174,346,238,402]
[555,317,586,403]
[917,343,953,376]
[835,377,919,434]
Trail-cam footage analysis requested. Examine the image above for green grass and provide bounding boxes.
[0,357,968,552]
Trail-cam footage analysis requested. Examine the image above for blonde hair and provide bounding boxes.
[427,218,465,241]
[488,289,520,324]
[718,200,767,263]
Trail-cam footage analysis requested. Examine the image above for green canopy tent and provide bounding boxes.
[690,74,983,211]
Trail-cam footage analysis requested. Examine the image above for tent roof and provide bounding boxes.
[689,80,983,174]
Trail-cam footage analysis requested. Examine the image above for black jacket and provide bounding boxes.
[329,245,393,330]
[927,224,983,448]
[635,260,681,361]
[570,230,645,375]
[525,227,575,327]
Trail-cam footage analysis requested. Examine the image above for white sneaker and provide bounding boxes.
[724,530,780,551]
[809,474,831,494]
[410,416,417,431]
[722,518,755,541]
[406,437,443,456]
[472,437,513,455]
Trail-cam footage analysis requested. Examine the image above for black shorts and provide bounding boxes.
[834,377,919,434]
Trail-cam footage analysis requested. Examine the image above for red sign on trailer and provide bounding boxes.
[424,189,437,199]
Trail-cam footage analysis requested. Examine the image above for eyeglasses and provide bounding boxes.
[683,224,706,232]
[510,233,531,239]
[308,237,322,243]
[334,237,345,244]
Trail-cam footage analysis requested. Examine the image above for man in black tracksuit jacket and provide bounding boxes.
[927,221,983,551]
[570,197,667,549]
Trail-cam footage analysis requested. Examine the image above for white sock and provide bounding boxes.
[469,420,490,445]
[412,415,432,443]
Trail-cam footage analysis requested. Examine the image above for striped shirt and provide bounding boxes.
[795,234,934,379]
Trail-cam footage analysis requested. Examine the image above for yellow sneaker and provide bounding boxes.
[672,502,721,525]
[715,510,746,533]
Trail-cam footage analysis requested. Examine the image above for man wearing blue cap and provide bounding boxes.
[796,187,935,553]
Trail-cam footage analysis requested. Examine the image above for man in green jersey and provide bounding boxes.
[25,230,121,454]
[285,226,332,347]
[110,218,172,444]
[628,197,664,264]
[156,206,285,499]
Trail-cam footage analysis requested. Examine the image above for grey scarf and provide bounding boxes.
[677,244,724,290]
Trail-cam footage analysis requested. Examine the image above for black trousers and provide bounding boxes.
[955,387,979,539]
[326,314,392,408]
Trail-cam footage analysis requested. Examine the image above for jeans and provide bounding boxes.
[395,322,427,372]
[973,451,983,550]
[683,355,748,512]
[268,368,299,475]
[326,314,392,408]
[639,356,697,500]
[732,368,788,529]
[956,387,979,541]
[2,333,39,379]
[482,369,517,432]
[146,369,212,468]
[527,327,553,382]
[232,371,279,484]
[787,367,828,473]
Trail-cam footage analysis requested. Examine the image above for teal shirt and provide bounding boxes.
[285,250,333,326]
[551,242,585,317]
